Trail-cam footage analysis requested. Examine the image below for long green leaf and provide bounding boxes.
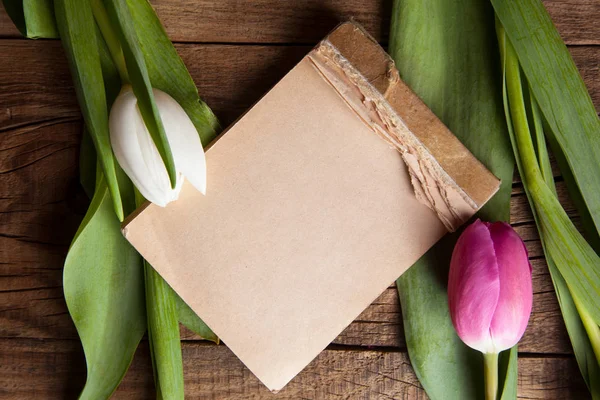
[54,0,124,221]
[389,0,515,398]
[498,22,600,397]
[533,178,600,325]
[526,38,600,388]
[145,261,184,400]
[176,294,218,342]
[492,0,600,240]
[77,25,122,199]
[103,0,178,188]
[2,0,58,38]
[64,22,144,398]
[548,256,600,397]
[523,89,600,399]
[396,241,482,400]
[96,21,123,107]
[64,175,145,399]
[127,0,220,145]
[498,346,518,400]
[501,31,600,326]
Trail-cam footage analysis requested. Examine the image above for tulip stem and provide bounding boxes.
[484,352,499,400]
[503,35,541,189]
[90,0,129,83]
[134,188,185,400]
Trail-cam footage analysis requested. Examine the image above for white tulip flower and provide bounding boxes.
[109,85,207,207]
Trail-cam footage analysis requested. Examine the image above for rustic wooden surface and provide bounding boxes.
[0,0,598,398]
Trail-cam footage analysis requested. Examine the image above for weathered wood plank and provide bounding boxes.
[0,41,309,130]
[0,0,598,45]
[1,41,598,131]
[0,339,588,399]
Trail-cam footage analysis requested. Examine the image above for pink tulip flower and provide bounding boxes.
[448,219,532,354]
[448,219,532,400]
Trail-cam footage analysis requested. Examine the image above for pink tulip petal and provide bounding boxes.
[488,222,533,351]
[448,219,500,353]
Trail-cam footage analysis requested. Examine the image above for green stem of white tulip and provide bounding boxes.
[484,352,499,400]
[90,0,129,83]
[134,189,184,400]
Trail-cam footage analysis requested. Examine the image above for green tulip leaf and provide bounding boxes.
[54,0,124,221]
[389,0,516,398]
[103,0,178,188]
[516,95,600,399]
[64,174,145,400]
[127,0,220,145]
[498,346,518,400]
[526,116,600,393]
[176,294,218,343]
[500,29,600,326]
[396,242,483,399]
[498,22,600,397]
[63,23,145,398]
[2,0,58,38]
[78,25,123,200]
[96,22,123,107]
[533,183,600,325]
[492,0,600,241]
[144,261,184,400]
[548,256,600,397]
[494,0,600,329]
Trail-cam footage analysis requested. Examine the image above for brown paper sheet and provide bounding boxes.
[122,22,500,391]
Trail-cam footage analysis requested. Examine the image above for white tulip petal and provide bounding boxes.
[154,89,207,195]
[132,101,175,202]
[109,86,177,207]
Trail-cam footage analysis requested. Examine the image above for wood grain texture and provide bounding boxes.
[1,41,598,131]
[0,0,598,44]
[0,339,589,399]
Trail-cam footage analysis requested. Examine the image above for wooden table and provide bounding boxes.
[0,1,598,398]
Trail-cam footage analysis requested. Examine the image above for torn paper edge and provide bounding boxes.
[308,41,483,232]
